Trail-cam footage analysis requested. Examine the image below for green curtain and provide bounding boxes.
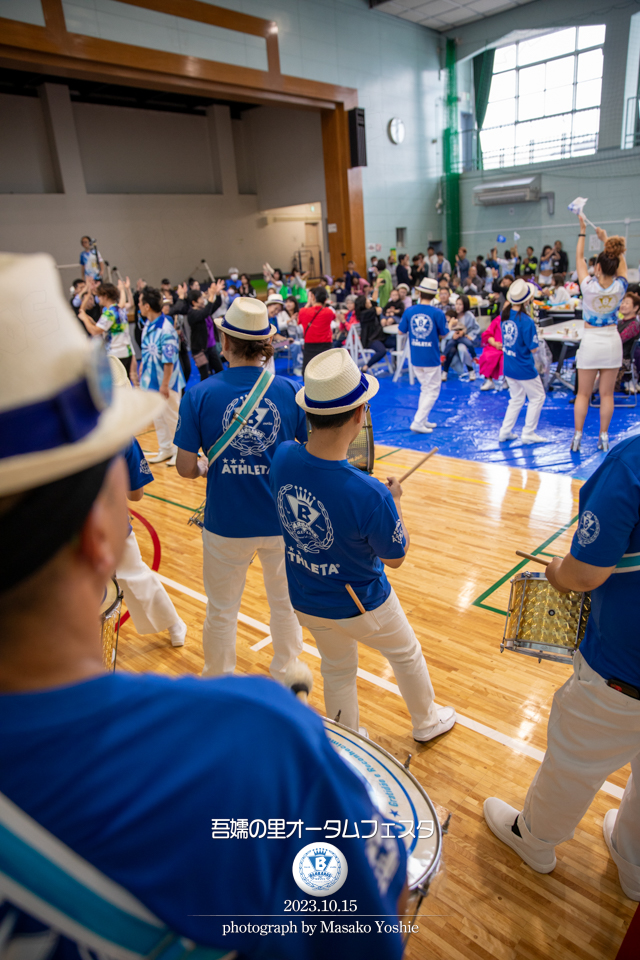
[443,38,460,265]
[473,48,495,170]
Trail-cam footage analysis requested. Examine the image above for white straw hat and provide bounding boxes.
[265,293,285,307]
[214,296,276,340]
[507,278,536,305]
[0,253,163,497]
[417,277,438,294]
[296,348,379,415]
[109,356,132,391]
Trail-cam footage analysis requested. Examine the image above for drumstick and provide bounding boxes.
[346,583,366,615]
[284,660,314,705]
[516,550,551,567]
[397,448,438,484]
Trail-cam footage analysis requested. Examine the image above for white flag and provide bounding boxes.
[513,232,520,241]
[568,197,588,215]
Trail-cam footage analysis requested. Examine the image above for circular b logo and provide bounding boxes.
[577,510,600,546]
[502,320,517,348]
[292,843,348,896]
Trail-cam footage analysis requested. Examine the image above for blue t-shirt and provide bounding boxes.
[501,309,539,380]
[0,673,406,960]
[124,439,153,492]
[570,435,640,687]
[174,367,307,538]
[270,443,407,618]
[398,303,448,368]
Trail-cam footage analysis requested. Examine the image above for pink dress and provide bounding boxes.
[478,316,503,379]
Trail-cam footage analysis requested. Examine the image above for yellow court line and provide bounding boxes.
[374,461,582,500]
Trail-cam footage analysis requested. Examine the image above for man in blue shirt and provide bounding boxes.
[139,286,185,466]
[0,254,409,960]
[175,297,307,682]
[498,278,547,444]
[398,277,448,434]
[485,434,640,900]
[270,348,456,742]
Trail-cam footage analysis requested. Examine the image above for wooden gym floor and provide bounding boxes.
[121,427,635,959]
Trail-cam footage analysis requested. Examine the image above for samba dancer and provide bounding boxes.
[0,254,409,960]
[175,297,306,681]
[270,348,456,742]
[485,434,640,900]
[397,277,448,434]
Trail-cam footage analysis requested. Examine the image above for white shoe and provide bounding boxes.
[414,706,456,742]
[441,371,448,381]
[484,799,556,873]
[410,422,433,434]
[570,431,582,452]
[598,432,610,452]
[480,379,494,391]
[499,431,517,442]
[168,619,187,647]
[166,453,177,467]
[424,421,437,428]
[521,433,547,444]
[146,451,173,464]
[358,726,370,739]
[603,809,640,901]
[469,371,476,381]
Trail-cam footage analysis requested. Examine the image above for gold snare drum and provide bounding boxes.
[501,571,590,665]
[100,577,123,671]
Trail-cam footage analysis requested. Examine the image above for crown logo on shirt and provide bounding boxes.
[294,487,316,508]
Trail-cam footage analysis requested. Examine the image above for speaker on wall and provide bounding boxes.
[348,107,367,168]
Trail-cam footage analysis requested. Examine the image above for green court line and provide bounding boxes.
[375,448,401,461]
[472,514,579,616]
[143,492,199,512]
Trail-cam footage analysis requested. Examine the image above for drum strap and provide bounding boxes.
[207,369,274,465]
[0,790,235,960]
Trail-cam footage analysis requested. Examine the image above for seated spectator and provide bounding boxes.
[475,255,487,279]
[441,307,477,382]
[479,314,504,390]
[438,285,454,310]
[545,273,571,305]
[344,259,361,293]
[462,264,482,296]
[396,253,412,288]
[384,288,405,317]
[267,292,302,374]
[355,294,391,373]
[617,292,640,391]
[333,277,347,303]
[396,283,412,309]
[436,250,452,277]
[238,273,256,297]
[454,294,481,347]
[375,258,393,308]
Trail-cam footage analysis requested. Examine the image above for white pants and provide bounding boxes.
[202,530,303,681]
[413,365,442,425]
[520,652,640,896]
[295,589,439,738]
[501,376,545,439]
[154,389,180,457]
[116,530,179,634]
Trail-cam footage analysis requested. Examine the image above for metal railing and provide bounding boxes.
[624,96,640,149]
[451,127,599,172]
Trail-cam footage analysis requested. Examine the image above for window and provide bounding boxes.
[479,25,606,169]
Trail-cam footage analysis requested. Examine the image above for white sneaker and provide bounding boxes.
[168,619,187,647]
[441,371,448,381]
[410,422,433,433]
[414,706,456,742]
[521,433,547,444]
[480,379,494,391]
[603,809,640,901]
[424,421,437,428]
[499,431,518,442]
[484,799,556,873]
[146,451,173,464]
[469,371,477,381]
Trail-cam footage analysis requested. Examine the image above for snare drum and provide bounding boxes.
[323,719,442,897]
[501,570,590,665]
[100,577,123,671]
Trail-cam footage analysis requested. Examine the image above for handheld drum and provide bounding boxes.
[100,577,123,671]
[502,569,590,665]
[345,405,375,474]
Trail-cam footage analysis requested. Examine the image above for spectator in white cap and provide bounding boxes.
[175,296,307,681]
[270,348,456,742]
[266,292,303,375]
[397,277,448,434]
[498,278,547,444]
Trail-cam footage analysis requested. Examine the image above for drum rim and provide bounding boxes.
[101,576,124,618]
[323,717,443,887]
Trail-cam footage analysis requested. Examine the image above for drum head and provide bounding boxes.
[324,720,441,890]
[99,578,120,618]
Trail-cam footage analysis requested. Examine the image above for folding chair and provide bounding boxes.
[392,334,415,385]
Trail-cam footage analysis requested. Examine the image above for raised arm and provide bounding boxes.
[576,214,589,284]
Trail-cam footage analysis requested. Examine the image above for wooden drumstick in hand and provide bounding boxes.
[515,550,550,567]
[346,583,366,615]
[397,448,438,484]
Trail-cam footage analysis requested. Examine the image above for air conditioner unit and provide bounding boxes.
[473,176,541,206]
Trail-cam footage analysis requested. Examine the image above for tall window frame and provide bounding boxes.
[479,25,606,170]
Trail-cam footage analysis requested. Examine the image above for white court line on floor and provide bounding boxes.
[156,573,624,801]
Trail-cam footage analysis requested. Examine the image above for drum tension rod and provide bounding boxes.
[442,812,452,835]
[334,710,341,724]
[403,754,412,770]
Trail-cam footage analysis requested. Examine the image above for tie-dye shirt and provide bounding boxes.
[96,305,132,358]
[79,247,103,280]
[581,276,628,327]
[140,314,185,393]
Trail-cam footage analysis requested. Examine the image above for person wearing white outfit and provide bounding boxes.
[397,277,449,434]
[138,286,185,466]
[571,217,628,453]
[498,278,546,444]
[175,298,305,680]
[270,348,456,743]
[485,434,640,901]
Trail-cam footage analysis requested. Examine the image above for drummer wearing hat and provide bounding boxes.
[270,348,456,742]
[175,297,306,680]
[498,277,547,444]
[397,277,449,435]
